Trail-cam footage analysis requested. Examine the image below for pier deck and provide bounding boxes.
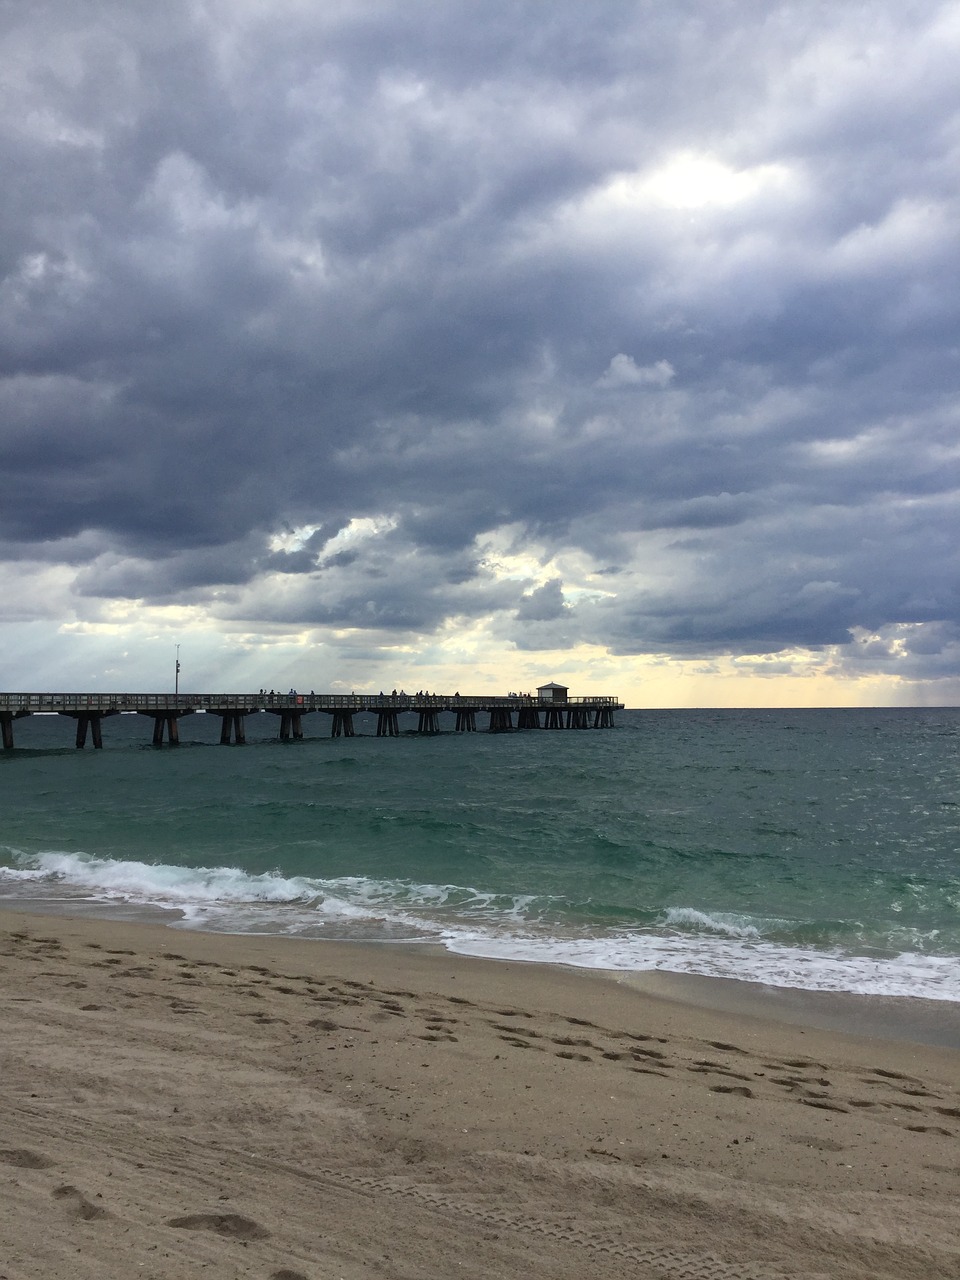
[0,692,623,748]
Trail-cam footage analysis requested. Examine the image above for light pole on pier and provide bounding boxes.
[175,644,180,699]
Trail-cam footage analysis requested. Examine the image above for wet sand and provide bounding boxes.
[1,907,958,1279]
[622,970,960,1050]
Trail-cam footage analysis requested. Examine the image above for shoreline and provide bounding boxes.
[6,896,960,1050]
[2,905,959,1279]
[620,969,960,1051]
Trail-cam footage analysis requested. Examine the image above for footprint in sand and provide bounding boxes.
[499,1035,540,1049]
[52,1184,106,1221]
[688,1064,754,1081]
[166,1212,270,1241]
[0,1148,55,1170]
[418,1011,458,1024]
[376,1001,406,1016]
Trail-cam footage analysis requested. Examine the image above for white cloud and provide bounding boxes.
[596,355,675,389]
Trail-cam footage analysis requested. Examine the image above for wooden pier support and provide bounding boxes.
[594,707,615,728]
[277,711,303,741]
[330,711,355,737]
[416,710,440,734]
[78,714,101,748]
[214,711,248,744]
[517,706,541,729]
[138,709,194,745]
[61,710,118,748]
[488,708,514,732]
[567,707,591,729]
[376,710,400,736]
[454,708,476,732]
[1,710,30,750]
[261,707,313,741]
[543,706,565,729]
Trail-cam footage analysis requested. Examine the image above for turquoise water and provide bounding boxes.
[2,707,959,1000]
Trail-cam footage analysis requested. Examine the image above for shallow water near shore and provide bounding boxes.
[2,706,959,1006]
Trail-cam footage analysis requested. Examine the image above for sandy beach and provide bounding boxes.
[1,909,958,1280]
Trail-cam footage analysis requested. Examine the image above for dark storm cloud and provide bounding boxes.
[2,0,959,679]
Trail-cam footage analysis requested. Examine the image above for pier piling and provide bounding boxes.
[416,709,440,734]
[376,710,400,736]
[219,712,247,744]
[139,709,195,745]
[62,710,116,749]
[330,711,355,737]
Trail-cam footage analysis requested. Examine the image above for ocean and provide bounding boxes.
[2,706,959,1003]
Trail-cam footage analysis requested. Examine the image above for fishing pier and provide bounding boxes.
[0,685,623,749]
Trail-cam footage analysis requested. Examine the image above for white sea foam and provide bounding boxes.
[1,850,321,905]
[440,930,960,1002]
[660,906,763,939]
[3,850,960,1002]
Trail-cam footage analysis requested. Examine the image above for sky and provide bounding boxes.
[2,0,960,707]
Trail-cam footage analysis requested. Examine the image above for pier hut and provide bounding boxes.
[537,682,568,702]
[538,682,568,729]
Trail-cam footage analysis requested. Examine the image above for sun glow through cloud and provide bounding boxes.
[612,153,797,210]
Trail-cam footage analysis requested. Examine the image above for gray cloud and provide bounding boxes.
[2,0,959,689]
[516,578,567,623]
